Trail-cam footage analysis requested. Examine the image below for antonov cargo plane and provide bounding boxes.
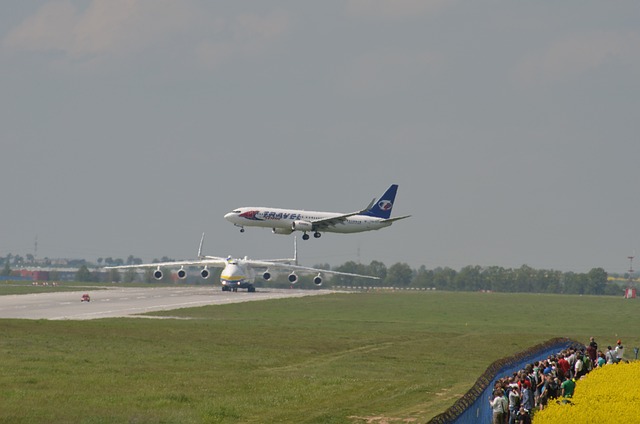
[225,184,410,240]
[104,234,378,292]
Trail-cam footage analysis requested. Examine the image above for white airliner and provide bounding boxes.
[104,234,378,292]
[224,184,411,240]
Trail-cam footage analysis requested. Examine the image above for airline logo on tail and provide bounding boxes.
[378,200,393,211]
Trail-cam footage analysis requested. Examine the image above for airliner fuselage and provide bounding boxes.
[225,208,392,235]
[224,184,410,240]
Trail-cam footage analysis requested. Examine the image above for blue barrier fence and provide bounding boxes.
[428,337,583,424]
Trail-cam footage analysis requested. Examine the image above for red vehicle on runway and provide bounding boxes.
[81,294,90,302]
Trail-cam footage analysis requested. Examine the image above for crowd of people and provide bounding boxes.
[488,338,626,424]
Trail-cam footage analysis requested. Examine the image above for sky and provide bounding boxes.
[1,1,640,273]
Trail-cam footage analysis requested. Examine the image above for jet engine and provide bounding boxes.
[262,270,274,281]
[200,267,210,279]
[291,220,313,232]
[313,274,323,286]
[272,228,294,235]
[177,267,187,280]
[153,268,163,280]
[288,272,299,284]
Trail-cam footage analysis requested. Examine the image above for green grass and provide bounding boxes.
[1,291,638,423]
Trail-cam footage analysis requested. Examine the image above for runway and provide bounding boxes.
[0,286,337,320]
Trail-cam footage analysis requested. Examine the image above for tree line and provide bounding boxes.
[1,252,630,296]
[0,255,145,267]
[331,262,623,296]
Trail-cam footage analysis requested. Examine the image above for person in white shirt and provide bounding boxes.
[615,340,625,362]
[489,388,507,424]
[574,355,584,378]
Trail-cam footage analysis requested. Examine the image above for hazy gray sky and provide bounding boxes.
[2,1,639,273]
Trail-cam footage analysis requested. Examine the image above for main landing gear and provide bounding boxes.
[302,232,322,240]
[222,285,255,292]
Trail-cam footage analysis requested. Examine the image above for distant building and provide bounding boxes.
[15,267,79,282]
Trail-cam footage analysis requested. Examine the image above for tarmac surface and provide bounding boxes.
[0,286,336,320]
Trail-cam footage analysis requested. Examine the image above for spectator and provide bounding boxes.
[615,340,625,362]
[574,354,585,379]
[515,406,532,424]
[582,350,592,372]
[605,346,617,364]
[508,384,520,424]
[560,376,576,398]
[489,388,508,424]
[557,354,570,379]
[566,349,577,378]
[532,365,544,408]
[521,381,534,412]
[549,377,560,400]
[586,342,597,365]
[538,374,550,410]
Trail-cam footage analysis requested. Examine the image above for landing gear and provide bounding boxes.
[240,228,245,233]
[302,233,310,240]
[222,286,231,292]
[248,285,256,293]
[313,232,321,239]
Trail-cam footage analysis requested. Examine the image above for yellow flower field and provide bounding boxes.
[534,361,640,423]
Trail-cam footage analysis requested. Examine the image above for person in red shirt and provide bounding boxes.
[557,354,571,379]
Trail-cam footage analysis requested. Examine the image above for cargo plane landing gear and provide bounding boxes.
[222,284,255,292]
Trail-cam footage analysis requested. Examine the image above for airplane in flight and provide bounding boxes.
[104,234,378,292]
[224,184,411,240]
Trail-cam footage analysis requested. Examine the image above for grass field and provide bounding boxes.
[1,290,638,423]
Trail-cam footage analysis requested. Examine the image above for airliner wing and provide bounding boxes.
[243,259,379,280]
[382,215,412,223]
[311,198,376,230]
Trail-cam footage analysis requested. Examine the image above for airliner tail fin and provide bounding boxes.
[363,184,399,219]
